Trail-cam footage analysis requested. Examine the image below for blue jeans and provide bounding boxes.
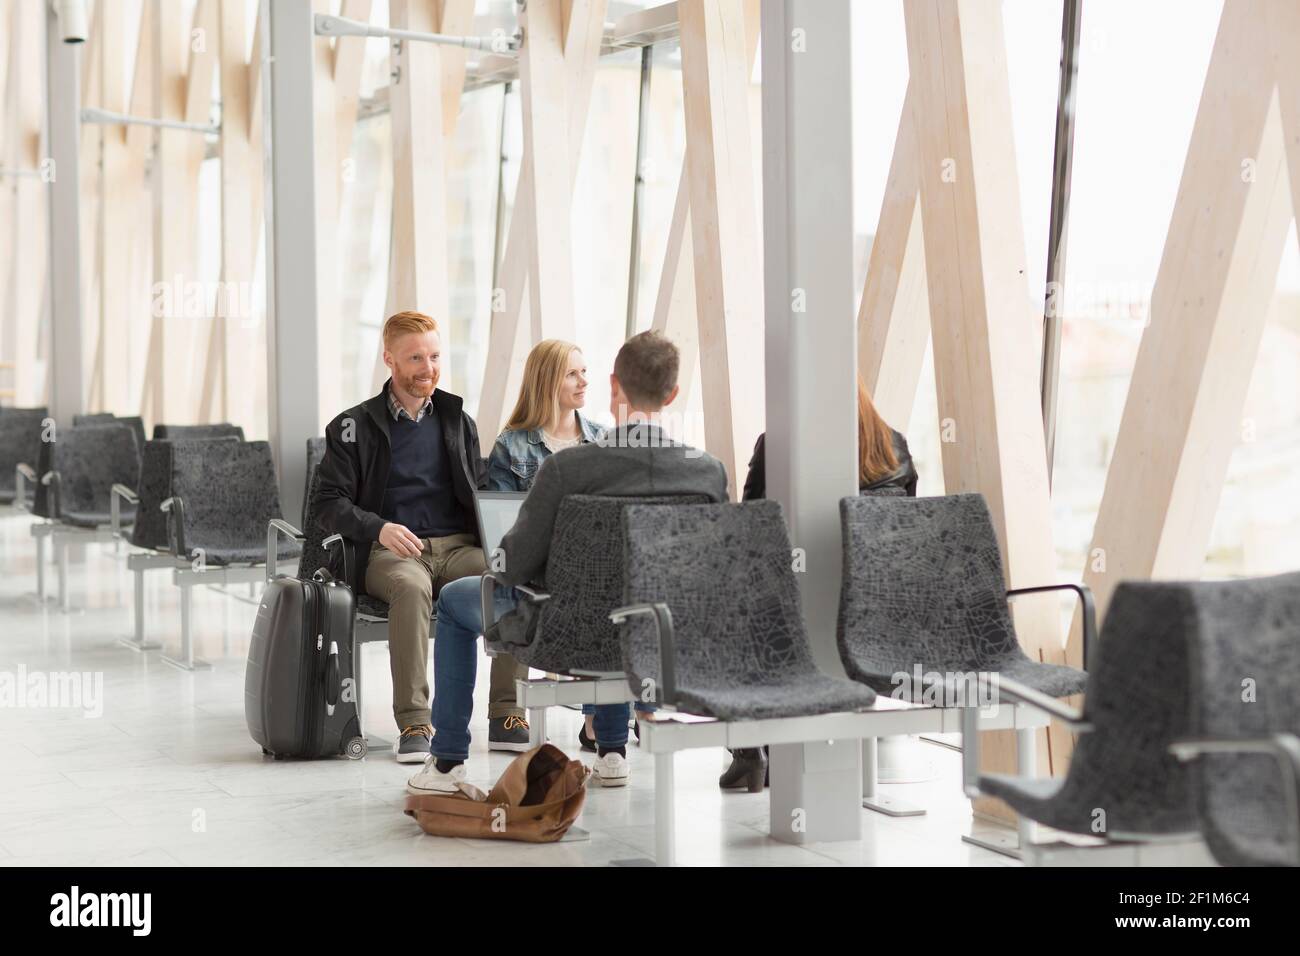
[429,576,639,761]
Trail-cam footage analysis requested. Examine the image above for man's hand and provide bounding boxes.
[379,522,423,558]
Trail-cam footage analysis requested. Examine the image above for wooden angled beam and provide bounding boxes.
[1079,1,1292,635]
[857,84,929,432]
[517,0,577,343]
[678,0,764,497]
[651,0,758,424]
[904,0,1063,807]
[475,0,608,438]
[386,0,473,392]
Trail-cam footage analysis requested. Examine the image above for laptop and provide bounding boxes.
[474,490,527,559]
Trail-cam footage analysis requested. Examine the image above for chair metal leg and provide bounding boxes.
[1016,726,1037,848]
[119,567,159,651]
[655,751,676,867]
[162,582,210,671]
[35,531,47,600]
[528,705,548,749]
[354,642,390,752]
[961,722,1035,860]
[56,538,70,612]
[861,736,927,817]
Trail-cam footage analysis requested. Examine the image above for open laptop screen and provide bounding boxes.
[474,491,527,558]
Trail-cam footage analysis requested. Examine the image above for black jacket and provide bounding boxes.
[314,382,487,594]
[742,429,918,501]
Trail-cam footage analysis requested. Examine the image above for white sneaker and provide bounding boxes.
[406,756,468,796]
[592,751,629,788]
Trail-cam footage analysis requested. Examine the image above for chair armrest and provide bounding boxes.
[160,496,187,558]
[1007,582,1097,671]
[266,518,304,584]
[959,679,1092,800]
[322,534,354,586]
[111,484,139,540]
[479,572,549,637]
[985,674,1091,729]
[14,463,36,510]
[609,602,677,708]
[40,471,61,519]
[1170,733,1300,859]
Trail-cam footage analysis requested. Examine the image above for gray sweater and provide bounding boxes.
[498,423,729,587]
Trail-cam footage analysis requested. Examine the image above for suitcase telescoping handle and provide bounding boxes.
[325,640,341,716]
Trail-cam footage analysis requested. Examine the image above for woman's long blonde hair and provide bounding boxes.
[504,339,582,433]
[858,381,899,485]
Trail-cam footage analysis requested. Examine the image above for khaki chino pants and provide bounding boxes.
[365,534,528,730]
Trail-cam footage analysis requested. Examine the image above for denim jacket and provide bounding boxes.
[486,413,607,491]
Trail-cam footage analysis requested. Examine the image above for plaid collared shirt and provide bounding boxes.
[386,385,434,423]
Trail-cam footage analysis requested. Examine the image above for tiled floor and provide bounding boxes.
[0,510,1019,867]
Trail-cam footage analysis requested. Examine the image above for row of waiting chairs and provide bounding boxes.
[466,491,1298,868]
[4,406,1296,866]
[1,408,303,670]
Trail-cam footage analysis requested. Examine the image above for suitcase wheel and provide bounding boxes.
[344,736,368,760]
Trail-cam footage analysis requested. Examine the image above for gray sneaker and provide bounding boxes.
[488,715,530,752]
[393,724,433,763]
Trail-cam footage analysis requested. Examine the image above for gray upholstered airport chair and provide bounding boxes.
[74,412,145,453]
[152,423,245,441]
[485,494,711,674]
[837,493,1091,820]
[837,493,1091,698]
[1,406,48,504]
[71,412,114,426]
[114,436,243,652]
[40,424,142,611]
[615,500,877,721]
[964,580,1206,864]
[481,494,709,744]
[158,440,301,670]
[43,423,141,528]
[302,436,326,527]
[1169,572,1300,867]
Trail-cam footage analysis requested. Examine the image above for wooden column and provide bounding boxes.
[858,85,929,432]
[78,9,103,409]
[142,0,199,426]
[123,4,156,415]
[211,0,257,428]
[1,1,47,406]
[905,0,1062,805]
[517,0,576,342]
[333,0,373,201]
[679,0,765,496]
[98,0,134,413]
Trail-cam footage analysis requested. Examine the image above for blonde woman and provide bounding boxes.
[486,339,606,492]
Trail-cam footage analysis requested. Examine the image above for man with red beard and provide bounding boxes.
[315,311,530,761]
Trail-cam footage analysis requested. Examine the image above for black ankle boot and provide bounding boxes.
[719,747,768,793]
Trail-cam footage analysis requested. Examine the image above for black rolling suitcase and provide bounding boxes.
[245,572,367,759]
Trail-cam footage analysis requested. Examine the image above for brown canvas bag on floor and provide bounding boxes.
[404,744,590,842]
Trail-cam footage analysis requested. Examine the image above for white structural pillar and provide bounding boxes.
[761,0,861,845]
[45,5,85,422]
[263,0,322,526]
